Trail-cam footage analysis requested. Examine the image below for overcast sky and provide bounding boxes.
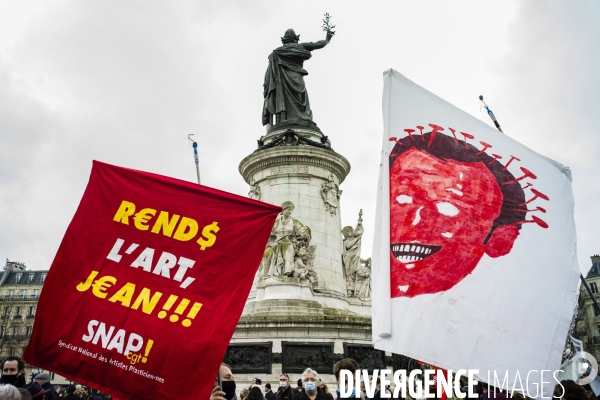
[0,1,598,274]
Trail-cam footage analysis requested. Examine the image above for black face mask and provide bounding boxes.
[222,381,237,400]
[1,373,25,387]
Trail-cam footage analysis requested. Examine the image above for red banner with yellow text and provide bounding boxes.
[24,161,281,400]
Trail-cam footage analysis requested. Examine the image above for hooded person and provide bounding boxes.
[0,356,27,388]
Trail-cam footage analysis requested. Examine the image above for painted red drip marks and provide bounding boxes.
[475,141,492,156]
[427,124,444,147]
[503,155,521,171]
[514,206,546,213]
[416,126,425,140]
[519,188,549,206]
[404,129,416,140]
[502,167,537,185]
[460,132,474,149]
[489,154,503,165]
[448,128,459,144]
[513,215,549,229]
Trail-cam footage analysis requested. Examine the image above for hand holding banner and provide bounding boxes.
[24,161,281,400]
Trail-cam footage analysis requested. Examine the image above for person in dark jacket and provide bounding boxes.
[248,386,265,400]
[297,368,328,400]
[276,373,294,400]
[34,373,59,400]
[265,383,276,400]
[319,381,333,400]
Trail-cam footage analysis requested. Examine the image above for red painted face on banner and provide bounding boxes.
[390,148,519,297]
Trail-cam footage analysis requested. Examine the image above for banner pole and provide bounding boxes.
[188,134,201,185]
[479,95,503,133]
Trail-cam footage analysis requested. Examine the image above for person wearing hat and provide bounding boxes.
[34,372,59,400]
[23,381,50,399]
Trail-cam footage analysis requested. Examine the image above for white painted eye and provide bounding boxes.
[396,195,413,204]
[436,202,459,217]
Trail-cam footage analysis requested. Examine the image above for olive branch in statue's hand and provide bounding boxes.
[322,13,336,37]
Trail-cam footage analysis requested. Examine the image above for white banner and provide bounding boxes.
[372,69,580,398]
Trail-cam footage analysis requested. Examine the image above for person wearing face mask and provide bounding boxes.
[211,363,238,400]
[333,358,362,400]
[276,373,294,400]
[1,357,27,388]
[298,368,327,400]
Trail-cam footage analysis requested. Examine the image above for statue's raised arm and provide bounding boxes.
[301,30,333,51]
[262,14,335,127]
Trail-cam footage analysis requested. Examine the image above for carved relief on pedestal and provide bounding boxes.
[343,344,386,372]
[343,210,371,299]
[258,201,318,288]
[282,342,334,373]
[321,173,342,216]
[224,342,272,373]
[248,177,261,200]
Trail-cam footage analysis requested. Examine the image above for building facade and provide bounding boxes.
[0,259,46,360]
[575,255,600,362]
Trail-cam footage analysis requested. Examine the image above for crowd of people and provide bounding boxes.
[210,358,599,400]
[0,356,108,400]
[1,355,598,399]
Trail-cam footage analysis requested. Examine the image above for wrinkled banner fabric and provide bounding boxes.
[24,161,281,400]
[372,69,579,397]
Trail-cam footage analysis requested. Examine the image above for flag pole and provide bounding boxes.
[479,95,503,133]
[188,134,201,185]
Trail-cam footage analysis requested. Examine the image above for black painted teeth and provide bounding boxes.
[390,243,441,262]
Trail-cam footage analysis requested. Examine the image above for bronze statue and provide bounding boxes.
[262,15,335,126]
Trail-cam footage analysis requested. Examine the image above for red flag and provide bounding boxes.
[24,161,281,400]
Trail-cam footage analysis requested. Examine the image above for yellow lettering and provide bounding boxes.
[108,282,136,307]
[197,221,220,250]
[91,276,117,299]
[131,288,163,314]
[150,211,180,237]
[134,208,156,231]
[113,200,136,225]
[173,217,198,241]
[76,270,99,292]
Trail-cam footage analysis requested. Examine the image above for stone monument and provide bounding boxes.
[229,16,412,387]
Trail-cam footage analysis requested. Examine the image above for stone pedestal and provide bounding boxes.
[233,125,375,388]
[240,126,352,300]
